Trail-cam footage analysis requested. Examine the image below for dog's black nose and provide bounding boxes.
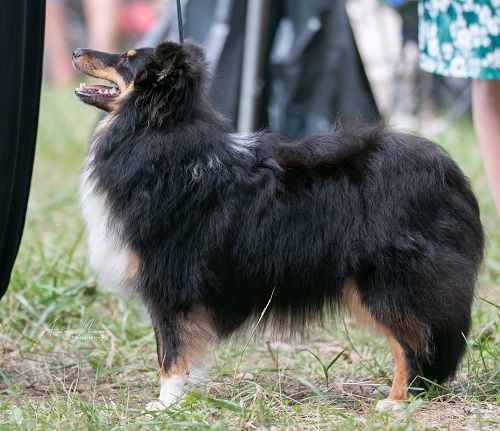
[72,48,85,59]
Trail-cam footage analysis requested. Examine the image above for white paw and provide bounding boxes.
[146,400,169,411]
[376,399,405,412]
[146,374,190,412]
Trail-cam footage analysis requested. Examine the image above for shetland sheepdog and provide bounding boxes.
[72,41,484,410]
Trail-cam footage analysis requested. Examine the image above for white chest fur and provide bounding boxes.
[80,161,139,292]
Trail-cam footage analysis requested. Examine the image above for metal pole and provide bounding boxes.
[204,0,233,75]
[237,0,266,133]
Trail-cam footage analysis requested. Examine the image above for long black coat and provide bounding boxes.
[0,0,45,298]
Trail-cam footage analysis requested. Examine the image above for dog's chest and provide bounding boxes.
[80,163,139,291]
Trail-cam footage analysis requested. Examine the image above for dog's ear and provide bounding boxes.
[135,41,200,126]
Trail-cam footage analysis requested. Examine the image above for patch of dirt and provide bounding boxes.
[410,401,499,431]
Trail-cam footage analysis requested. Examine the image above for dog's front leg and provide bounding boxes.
[146,305,215,411]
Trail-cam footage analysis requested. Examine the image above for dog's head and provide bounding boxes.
[73,41,207,125]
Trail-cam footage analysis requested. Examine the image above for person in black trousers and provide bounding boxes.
[0,1,46,299]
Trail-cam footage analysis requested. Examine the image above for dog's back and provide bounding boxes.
[212,125,483,350]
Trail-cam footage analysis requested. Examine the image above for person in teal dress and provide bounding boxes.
[419,0,500,215]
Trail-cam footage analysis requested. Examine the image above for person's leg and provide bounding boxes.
[45,0,75,84]
[472,79,500,215]
[83,0,120,52]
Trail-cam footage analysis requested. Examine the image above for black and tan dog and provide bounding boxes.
[72,41,484,410]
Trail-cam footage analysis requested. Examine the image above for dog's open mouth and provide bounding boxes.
[74,77,123,111]
[75,82,120,98]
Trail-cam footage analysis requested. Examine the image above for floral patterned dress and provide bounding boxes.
[419,0,500,79]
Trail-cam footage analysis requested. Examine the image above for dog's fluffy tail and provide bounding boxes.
[387,289,474,392]
[416,326,469,386]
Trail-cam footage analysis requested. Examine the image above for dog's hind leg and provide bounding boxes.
[374,336,415,411]
[343,279,418,410]
[146,305,216,411]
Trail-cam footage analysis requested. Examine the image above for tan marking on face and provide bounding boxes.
[343,278,409,401]
[157,305,215,378]
[107,82,135,112]
[103,67,126,87]
[127,49,137,57]
[116,82,134,99]
[74,56,130,91]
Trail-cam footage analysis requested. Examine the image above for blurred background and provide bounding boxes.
[44,0,168,83]
[43,0,472,134]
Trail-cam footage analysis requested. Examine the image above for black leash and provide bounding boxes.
[176,0,184,43]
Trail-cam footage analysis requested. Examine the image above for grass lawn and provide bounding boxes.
[0,84,499,430]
